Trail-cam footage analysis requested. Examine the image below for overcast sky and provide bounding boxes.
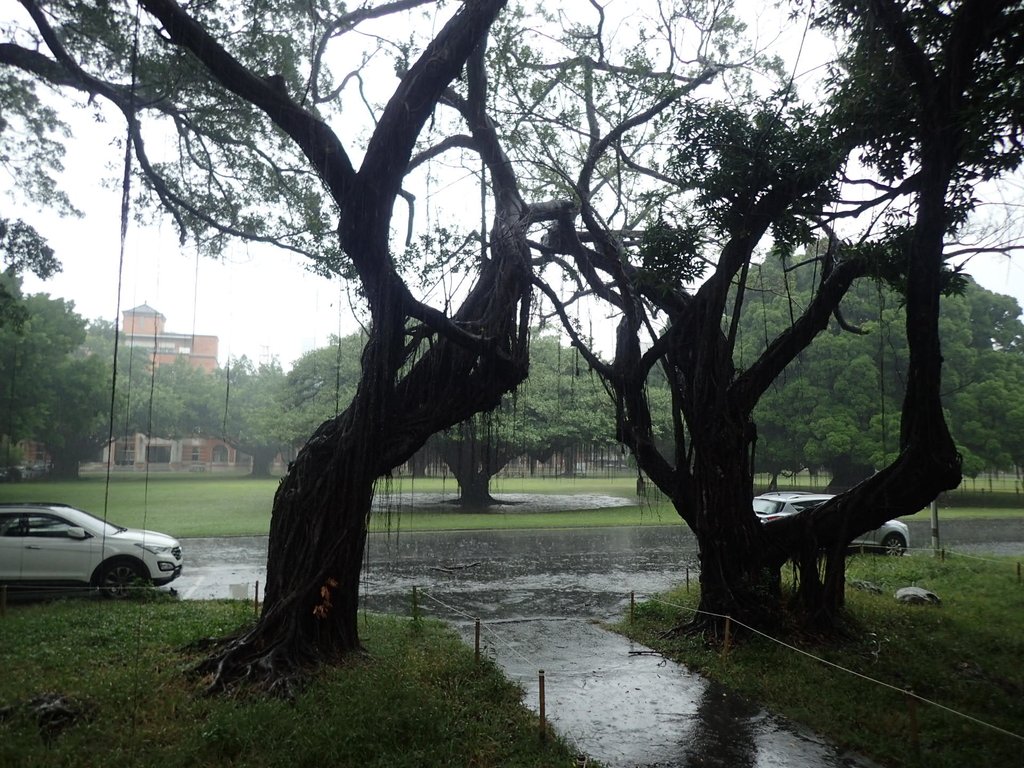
[10,4,1024,370]
[14,112,364,370]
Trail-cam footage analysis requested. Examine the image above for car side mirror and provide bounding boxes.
[66,526,90,540]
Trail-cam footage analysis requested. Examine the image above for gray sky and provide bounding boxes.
[15,112,362,370]
[11,3,1024,370]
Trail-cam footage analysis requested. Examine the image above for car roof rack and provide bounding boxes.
[0,502,75,509]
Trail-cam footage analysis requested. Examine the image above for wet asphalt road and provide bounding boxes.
[173,511,1022,768]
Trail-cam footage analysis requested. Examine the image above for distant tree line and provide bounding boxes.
[742,255,1024,489]
[3,254,1024,492]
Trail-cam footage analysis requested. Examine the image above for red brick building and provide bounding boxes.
[103,305,246,472]
[121,304,219,372]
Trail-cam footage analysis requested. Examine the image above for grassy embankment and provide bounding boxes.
[617,553,1024,768]
[0,473,1019,537]
[0,598,581,768]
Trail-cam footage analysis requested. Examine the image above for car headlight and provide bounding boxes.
[136,542,174,556]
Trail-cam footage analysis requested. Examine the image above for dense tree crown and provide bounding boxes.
[741,258,1024,485]
[3,0,1022,685]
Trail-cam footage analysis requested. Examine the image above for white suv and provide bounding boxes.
[753,492,910,555]
[0,503,183,597]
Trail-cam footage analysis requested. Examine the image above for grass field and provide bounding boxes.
[617,553,1024,768]
[0,599,581,768]
[0,473,1020,537]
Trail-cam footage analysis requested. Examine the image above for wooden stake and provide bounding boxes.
[412,586,419,621]
[254,580,260,617]
[474,618,481,663]
[538,670,546,741]
[907,690,919,755]
[1,585,6,618]
[630,591,635,623]
[723,616,732,658]
[685,567,690,593]
[1017,562,1021,585]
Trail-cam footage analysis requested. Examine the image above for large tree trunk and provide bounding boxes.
[440,419,517,506]
[198,195,536,692]
[48,453,79,481]
[678,403,782,634]
[824,455,873,492]
[248,446,277,478]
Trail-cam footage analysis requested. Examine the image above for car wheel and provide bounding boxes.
[880,533,906,556]
[96,559,147,598]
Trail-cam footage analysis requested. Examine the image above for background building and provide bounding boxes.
[121,303,219,372]
[103,306,246,472]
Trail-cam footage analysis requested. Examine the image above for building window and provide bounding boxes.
[191,446,201,463]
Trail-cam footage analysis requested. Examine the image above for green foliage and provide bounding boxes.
[0,219,60,331]
[820,0,1024,227]
[511,332,618,463]
[0,292,109,475]
[0,218,60,281]
[0,72,79,215]
[280,333,364,441]
[0,603,580,768]
[665,97,841,254]
[637,216,707,287]
[4,0,342,267]
[220,356,289,474]
[741,254,1024,479]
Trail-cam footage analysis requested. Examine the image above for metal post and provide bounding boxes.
[685,566,690,593]
[630,591,635,623]
[723,616,732,658]
[254,580,260,617]
[1,584,6,618]
[475,619,481,663]
[930,500,940,557]
[412,586,419,621]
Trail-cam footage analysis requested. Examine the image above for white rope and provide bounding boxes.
[644,595,1024,744]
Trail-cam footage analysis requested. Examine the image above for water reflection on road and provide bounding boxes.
[179,519,898,767]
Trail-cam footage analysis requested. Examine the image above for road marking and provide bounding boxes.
[181,575,205,600]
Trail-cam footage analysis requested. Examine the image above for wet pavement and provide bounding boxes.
[173,500,1022,768]
[469,619,882,768]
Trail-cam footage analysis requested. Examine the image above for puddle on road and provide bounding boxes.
[178,520,888,767]
[456,619,882,768]
[373,490,637,514]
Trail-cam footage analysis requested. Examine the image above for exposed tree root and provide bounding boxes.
[189,615,367,699]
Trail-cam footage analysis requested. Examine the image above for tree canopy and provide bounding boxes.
[3,0,1022,686]
[743,257,1024,485]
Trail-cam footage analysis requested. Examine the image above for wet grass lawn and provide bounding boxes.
[0,598,582,768]
[617,553,1024,768]
[0,474,1020,537]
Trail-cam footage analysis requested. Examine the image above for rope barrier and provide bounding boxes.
[644,594,1024,744]
[418,588,536,670]
[920,547,1021,564]
[407,582,1024,746]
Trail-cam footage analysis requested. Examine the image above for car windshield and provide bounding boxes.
[59,506,127,536]
[752,499,782,515]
